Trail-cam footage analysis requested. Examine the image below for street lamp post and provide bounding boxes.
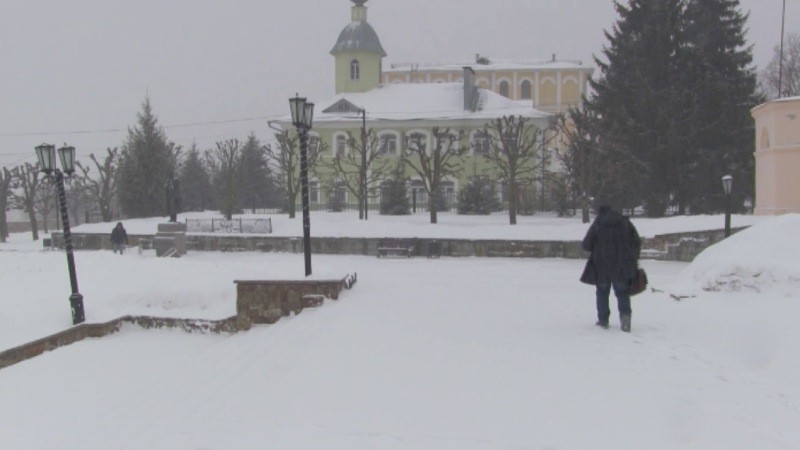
[289,95,315,276]
[35,143,85,325]
[722,174,733,238]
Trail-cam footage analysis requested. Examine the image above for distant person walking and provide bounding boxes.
[110,222,128,255]
[581,203,641,332]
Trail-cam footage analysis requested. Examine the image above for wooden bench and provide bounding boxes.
[377,238,414,258]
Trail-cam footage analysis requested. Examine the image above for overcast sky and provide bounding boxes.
[1,0,796,168]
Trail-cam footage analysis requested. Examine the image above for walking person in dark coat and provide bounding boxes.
[582,204,641,332]
[110,222,128,255]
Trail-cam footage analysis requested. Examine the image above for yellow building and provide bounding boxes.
[383,56,593,115]
[277,0,586,212]
[751,96,800,215]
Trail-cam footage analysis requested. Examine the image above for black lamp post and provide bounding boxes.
[722,174,733,238]
[289,95,315,276]
[35,143,85,325]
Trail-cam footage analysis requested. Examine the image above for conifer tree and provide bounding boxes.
[117,98,181,218]
[178,143,213,212]
[588,0,688,217]
[238,133,271,213]
[379,158,410,215]
[682,0,760,212]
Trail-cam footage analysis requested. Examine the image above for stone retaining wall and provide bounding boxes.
[52,227,747,262]
[0,276,356,370]
[0,316,238,370]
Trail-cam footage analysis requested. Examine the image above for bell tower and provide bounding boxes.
[330,0,386,94]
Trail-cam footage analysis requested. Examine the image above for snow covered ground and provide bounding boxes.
[1,212,798,449]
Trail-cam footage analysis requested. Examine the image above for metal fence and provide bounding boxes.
[185,218,273,234]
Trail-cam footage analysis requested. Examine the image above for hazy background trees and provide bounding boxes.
[760,32,800,99]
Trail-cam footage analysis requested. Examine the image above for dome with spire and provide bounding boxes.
[330,0,386,57]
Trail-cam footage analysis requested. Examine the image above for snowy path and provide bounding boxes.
[2,251,799,449]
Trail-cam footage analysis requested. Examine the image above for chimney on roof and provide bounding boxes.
[463,67,479,112]
[552,53,556,62]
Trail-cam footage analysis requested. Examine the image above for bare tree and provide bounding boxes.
[265,131,324,218]
[0,167,12,242]
[74,147,119,222]
[320,129,390,218]
[11,163,43,241]
[479,116,550,225]
[33,181,56,233]
[206,139,242,220]
[760,32,800,99]
[404,127,466,224]
[555,109,603,223]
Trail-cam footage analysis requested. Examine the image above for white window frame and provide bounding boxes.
[377,131,399,156]
[333,132,349,157]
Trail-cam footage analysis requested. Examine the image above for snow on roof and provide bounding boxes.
[308,83,551,126]
[386,59,592,73]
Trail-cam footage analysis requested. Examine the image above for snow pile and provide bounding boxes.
[674,214,800,294]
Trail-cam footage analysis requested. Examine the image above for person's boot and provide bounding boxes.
[620,314,631,332]
[596,320,609,329]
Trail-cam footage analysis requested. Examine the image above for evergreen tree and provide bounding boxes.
[379,158,410,215]
[117,98,181,218]
[588,0,688,217]
[682,0,759,213]
[178,143,213,212]
[457,176,499,215]
[238,133,271,213]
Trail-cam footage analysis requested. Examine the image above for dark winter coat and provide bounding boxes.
[581,206,641,284]
[110,225,128,245]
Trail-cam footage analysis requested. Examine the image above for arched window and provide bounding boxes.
[471,130,491,155]
[499,80,510,98]
[350,59,360,80]
[520,80,532,100]
[308,133,322,156]
[334,133,349,157]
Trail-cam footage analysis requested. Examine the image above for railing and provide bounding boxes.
[185,218,272,234]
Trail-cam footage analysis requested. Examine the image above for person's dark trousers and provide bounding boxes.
[595,281,632,324]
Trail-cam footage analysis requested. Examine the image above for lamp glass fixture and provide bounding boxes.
[35,144,56,172]
[303,102,314,128]
[721,175,733,195]
[290,95,306,128]
[58,145,76,174]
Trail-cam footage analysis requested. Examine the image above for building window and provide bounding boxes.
[309,181,319,204]
[520,80,532,100]
[350,59,360,80]
[308,135,322,156]
[472,131,491,155]
[378,133,398,156]
[334,134,348,157]
[499,81,510,98]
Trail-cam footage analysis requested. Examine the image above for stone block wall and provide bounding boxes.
[234,276,355,330]
[52,227,747,262]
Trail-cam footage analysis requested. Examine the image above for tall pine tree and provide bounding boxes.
[238,133,270,213]
[117,98,181,218]
[682,0,759,213]
[178,143,213,212]
[588,0,688,217]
